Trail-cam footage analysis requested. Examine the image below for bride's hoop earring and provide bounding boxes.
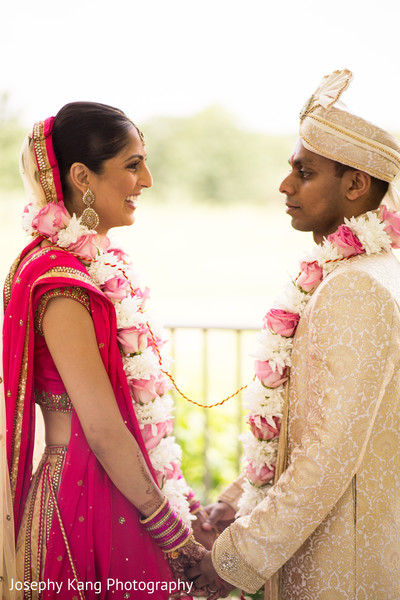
[81,188,99,230]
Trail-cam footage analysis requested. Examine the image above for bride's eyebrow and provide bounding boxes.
[124,154,145,162]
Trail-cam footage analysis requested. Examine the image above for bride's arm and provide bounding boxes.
[43,294,209,588]
[42,295,163,517]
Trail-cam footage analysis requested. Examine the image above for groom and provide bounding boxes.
[187,70,400,599]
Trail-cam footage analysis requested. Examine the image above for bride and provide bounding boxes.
[2,102,214,599]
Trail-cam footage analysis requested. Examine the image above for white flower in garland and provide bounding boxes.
[122,348,161,380]
[240,433,279,470]
[274,282,309,315]
[114,296,149,329]
[57,214,95,247]
[135,394,174,425]
[311,239,342,269]
[345,212,392,254]
[162,478,192,526]
[253,329,294,368]
[21,201,41,234]
[87,252,125,286]
[238,479,270,515]
[148,436,182,472]
[243,381,285,421]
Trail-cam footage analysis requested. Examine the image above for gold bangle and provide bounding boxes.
[145,506,174,532]
[190,506,202,516]
[165,534,196,557]
[159,522,191,548]
[139,496,168,524]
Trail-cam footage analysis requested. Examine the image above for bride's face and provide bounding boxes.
[87,126,152,234]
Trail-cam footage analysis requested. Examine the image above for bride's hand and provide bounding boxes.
[167,538,210,598]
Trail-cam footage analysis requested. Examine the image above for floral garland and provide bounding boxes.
[22,199,193,525]
[237,204,400,516]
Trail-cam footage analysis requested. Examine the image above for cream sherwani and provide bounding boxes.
[213,250,400,599]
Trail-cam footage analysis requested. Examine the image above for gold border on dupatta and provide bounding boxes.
[9,313,31,502]
[35,267,98,289]
[3,251,23,311]
[33,121,58,204]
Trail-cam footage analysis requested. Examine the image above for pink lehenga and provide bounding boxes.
[1,294,16,600]
[4,237,179,599]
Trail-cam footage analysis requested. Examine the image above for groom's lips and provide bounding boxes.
[285,202,300,214]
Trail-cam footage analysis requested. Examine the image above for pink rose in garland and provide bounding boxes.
[102,275,130,300]
[163,462,182,481]
[154,461,182,487]
[380,204,400,248]
[147,332,167,352]
[245,461,275,486]
[263,309,300,337]
[129,375,171,404]
[327,225,365,257]
[68,233,99,260]
[134,287,150,310]
[248,415,281,440]
[117,324,149,354]
[141,420,174,450]
[108,246,131,264]
[32,201,70,241]
[296,261,323,292]
[255,360,288,388]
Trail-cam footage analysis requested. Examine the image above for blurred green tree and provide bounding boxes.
[143,106,295,205]
[0,93,26,192]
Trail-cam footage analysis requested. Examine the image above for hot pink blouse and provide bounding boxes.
[33,286,91,413]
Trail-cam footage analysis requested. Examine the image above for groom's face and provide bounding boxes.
[279,139,347,244]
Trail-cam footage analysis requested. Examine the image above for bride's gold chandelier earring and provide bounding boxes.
[80,188,99,230]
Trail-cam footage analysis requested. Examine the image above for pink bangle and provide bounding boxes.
[140,497,192,554]
[186,489,202,514]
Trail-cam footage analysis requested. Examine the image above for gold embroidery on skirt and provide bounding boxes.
[16,447,66,600]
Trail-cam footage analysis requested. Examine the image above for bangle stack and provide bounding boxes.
[140,497,193,557]
[186,489,201,515]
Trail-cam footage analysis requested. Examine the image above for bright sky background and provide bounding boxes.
[2,0,400,134]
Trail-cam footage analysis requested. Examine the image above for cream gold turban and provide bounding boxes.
[299,69,400,209]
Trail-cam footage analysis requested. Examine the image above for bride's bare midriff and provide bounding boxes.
[41,408,72,447]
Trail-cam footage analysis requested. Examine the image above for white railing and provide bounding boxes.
[166,323,258,502]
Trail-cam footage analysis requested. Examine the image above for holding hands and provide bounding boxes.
[186,551,235,599]
[184,501,237,599]
[169,500,237,599]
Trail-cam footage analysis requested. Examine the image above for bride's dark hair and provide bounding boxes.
[52,101,142,194]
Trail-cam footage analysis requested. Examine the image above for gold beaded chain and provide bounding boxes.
[40,240,253,408]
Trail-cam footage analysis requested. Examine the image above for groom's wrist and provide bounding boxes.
[218,474,246,513]
[211,527,264,594]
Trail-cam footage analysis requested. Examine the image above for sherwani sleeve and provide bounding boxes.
[212,269,400,593]
[218,474,245,512]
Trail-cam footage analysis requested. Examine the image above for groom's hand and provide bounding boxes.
[191,509,217,549]
[186,551,235,599]
[201,501,235,533]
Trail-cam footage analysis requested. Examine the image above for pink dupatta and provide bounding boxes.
[4,237,177,599]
